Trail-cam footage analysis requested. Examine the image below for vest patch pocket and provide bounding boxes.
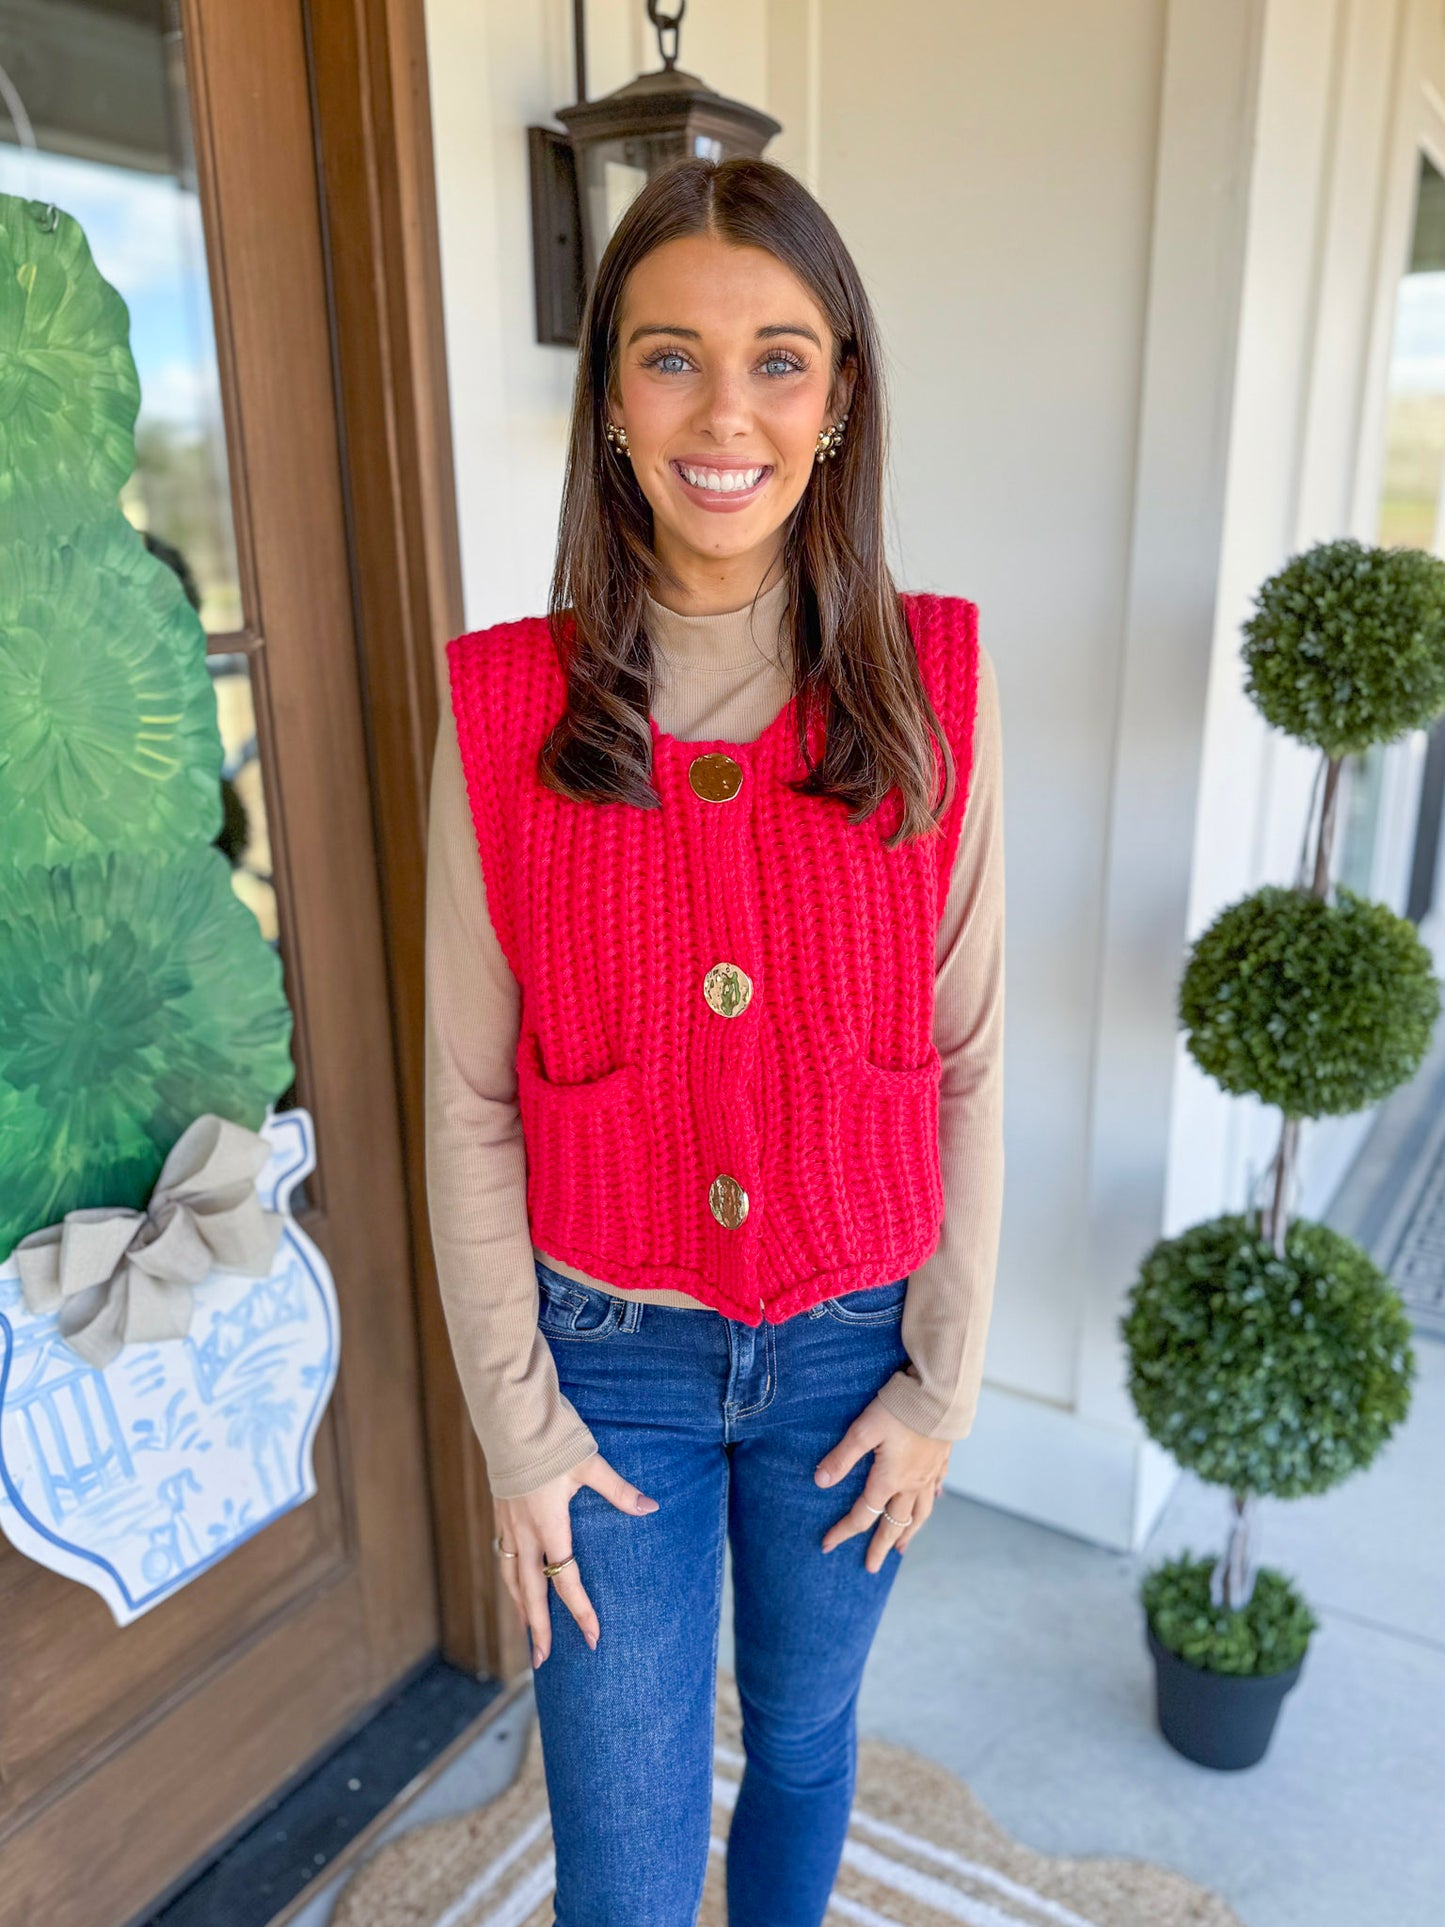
[517,1031,653,1275]
[836,1045,945,1265]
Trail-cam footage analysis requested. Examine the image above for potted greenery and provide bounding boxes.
[1121,537,1445,1769]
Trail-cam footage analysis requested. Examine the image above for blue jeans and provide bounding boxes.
[528,1259,913,1927]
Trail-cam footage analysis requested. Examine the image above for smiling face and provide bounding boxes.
[609,231,854,603]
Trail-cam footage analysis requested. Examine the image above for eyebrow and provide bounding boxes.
[625,321,823,349]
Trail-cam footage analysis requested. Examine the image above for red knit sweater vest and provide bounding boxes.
[446,591,980,1326]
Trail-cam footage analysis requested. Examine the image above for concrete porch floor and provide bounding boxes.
[294,1325,1442,1927]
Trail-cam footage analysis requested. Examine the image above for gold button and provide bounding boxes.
[703,962,753,1017]
[688,752,743,801]
[709,1174,750,1229]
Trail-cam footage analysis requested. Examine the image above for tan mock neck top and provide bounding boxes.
[423,574,1005,1499]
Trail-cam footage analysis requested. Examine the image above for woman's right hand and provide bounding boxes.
[495,1451,659,1667]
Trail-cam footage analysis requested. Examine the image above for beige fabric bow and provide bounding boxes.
[14,1114,285,1371]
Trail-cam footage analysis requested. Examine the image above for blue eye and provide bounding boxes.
[640,346,808,378]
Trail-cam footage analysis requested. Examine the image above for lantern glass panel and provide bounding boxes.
[580,145,648,261]
[577,131,689,266]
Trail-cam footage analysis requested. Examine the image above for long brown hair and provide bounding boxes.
[542,156,956,848]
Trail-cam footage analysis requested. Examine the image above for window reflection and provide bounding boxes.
[207,651,279,946]
[205,646,302,1161]
[1,1,305,1163]
[1378,363,1445,545]
[1378,155,1445,549]
[1344,150,1445,912]
[1336,742,1386,900]
[0,0,241,632]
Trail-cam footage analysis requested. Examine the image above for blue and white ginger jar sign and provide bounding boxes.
[0,1107,339,1626]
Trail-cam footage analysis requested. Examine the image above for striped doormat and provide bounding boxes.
[330,1670,1243,1927]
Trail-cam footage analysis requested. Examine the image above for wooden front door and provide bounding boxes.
[0,4,439,1920]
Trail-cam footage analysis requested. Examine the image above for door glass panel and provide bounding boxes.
[0,1,304,1150]
[0,0,241,634]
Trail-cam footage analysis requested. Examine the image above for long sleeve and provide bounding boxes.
[873,642,1006,1438]
[423,699,602,1499]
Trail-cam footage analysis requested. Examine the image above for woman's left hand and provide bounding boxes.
[814,1398,951,1571]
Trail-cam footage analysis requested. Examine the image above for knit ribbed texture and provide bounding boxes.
[445,594,978,1326]
[423,576,1006,1498]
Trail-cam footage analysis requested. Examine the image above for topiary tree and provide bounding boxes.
[1121,534,1440,1668]
[0,194,294,1259]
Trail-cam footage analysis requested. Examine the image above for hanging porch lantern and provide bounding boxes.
[529,1,782,346]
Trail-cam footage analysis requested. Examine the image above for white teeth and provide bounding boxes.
[680,464,765,492]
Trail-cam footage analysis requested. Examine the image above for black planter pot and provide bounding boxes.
[1146,1618,1305,1769]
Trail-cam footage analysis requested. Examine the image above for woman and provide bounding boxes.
[424,156,1004,1927]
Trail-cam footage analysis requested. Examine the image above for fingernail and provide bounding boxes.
[586,1632,598,1650]
[533,1647,546,1668]
[636,1496,659,1512]
[814,1468,832,1485]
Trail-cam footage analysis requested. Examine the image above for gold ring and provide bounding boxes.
[882,1508,913,1528]
[542,1552,578,1580]
[493,1533,519,1559]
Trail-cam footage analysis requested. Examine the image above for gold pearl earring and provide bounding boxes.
[814,412,849,462]
[604,419,630,455]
